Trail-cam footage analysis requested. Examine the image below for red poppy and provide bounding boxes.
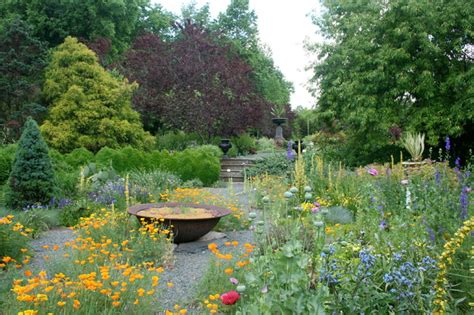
[220,290,240,305]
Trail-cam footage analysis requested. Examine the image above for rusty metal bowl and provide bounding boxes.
[127,202,232,243]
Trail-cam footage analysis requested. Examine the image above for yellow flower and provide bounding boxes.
[167,282,174,288]
[57,301,66,307]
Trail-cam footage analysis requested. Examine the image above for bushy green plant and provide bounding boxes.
[41,37,153,153]
[231,133,257,155]
[256,137,275,152]
[64,147,94,168]
[156,131,202,151]
[59,201,93,227]
[0,145,16,184]
[246,154,292,178]
[6,117,56,208]
[323,206,354,224]
[128,170,182,197]
[13,206,60,238]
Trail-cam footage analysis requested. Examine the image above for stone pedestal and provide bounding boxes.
[275,126,284,146]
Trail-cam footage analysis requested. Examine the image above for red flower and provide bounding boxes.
[220,290,240,305]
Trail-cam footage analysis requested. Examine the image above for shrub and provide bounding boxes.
[41,37,153,153]
[246,154,292,178]
[156,131,202,151]
[64,147,94,168]
[0,145,16,184]
[6,117,56,208]
[231,133,257,155]
[256,137,275,152]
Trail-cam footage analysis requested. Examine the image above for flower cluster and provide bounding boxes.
[433,216,473,313]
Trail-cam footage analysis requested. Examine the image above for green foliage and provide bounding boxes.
[256,137,276,152]
[0,0,161,58]
[231,133,257,155]
[0,18,48,133]
[95,146,221,186]
[216,0,293,106]
[0,145,16,184]
[64,147,94,168]
[0,214,30,263]
[6,117,55,208]
[310,0,473,165]
[323,206,354,224]
[246,154,292,178]
[59,201,93,227]
[156,131,202,151]
[41,37,153,153]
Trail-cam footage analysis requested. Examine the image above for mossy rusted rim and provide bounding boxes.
[127,202,232,220]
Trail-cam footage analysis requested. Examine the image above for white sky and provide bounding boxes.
[155,0,323,108]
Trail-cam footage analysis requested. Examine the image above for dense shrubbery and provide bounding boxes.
[246,154,292,178]
[0,145,16,184]
[231,133,257,155]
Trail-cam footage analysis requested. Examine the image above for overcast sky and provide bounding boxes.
[155,0,323,108]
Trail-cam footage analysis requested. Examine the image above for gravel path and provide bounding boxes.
[29,227,76,272]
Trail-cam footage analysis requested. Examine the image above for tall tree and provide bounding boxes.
[216,0,293,106]
[0,18,49,138]
[6,117,55,208]
[119,22,271,138]
[309,0,473,164]
[41,37,153,153]
[0,0,166,58]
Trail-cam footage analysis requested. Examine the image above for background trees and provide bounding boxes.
[0,18,49,140]
[41,37,153,153]
[309,0,473,164]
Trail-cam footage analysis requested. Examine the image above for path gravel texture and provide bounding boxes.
[29,227,76,272]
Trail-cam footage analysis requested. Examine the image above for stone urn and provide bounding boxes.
[292,140,306,154]
[272,118,287,146]
[219,139,232,157]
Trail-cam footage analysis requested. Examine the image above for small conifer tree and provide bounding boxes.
[6,117,55,208]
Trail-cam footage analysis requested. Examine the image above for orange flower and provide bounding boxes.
[224,268,233,275]
[24,270,32,277]
[112,301,121,307]
[73,299,81,309]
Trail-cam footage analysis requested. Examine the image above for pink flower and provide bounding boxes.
[367,168,378,176]
[221,290,240,305]
[229,277,238,285]
[311,207,319,214]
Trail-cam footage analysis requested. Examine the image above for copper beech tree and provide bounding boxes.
[118,21,271,138]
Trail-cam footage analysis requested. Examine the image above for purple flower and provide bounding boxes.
[287,141,295,161]
[460,187,469,220]
[367,168,378,176]
[229,277,238,285]
[445,136,451,151]
[379,220,388,230]
[455,157,461,168]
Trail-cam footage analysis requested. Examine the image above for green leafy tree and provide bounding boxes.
[309,0,473,164]
[216,0,293,106]
[41,37,153,153]
[0,18,49,135]
[0,0,167,58]
[6,117,55,208]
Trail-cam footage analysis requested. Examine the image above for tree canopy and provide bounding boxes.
[119,23,270,137]
[309,0,473,164]
[0,18,48,134]
[41,37,153,153]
